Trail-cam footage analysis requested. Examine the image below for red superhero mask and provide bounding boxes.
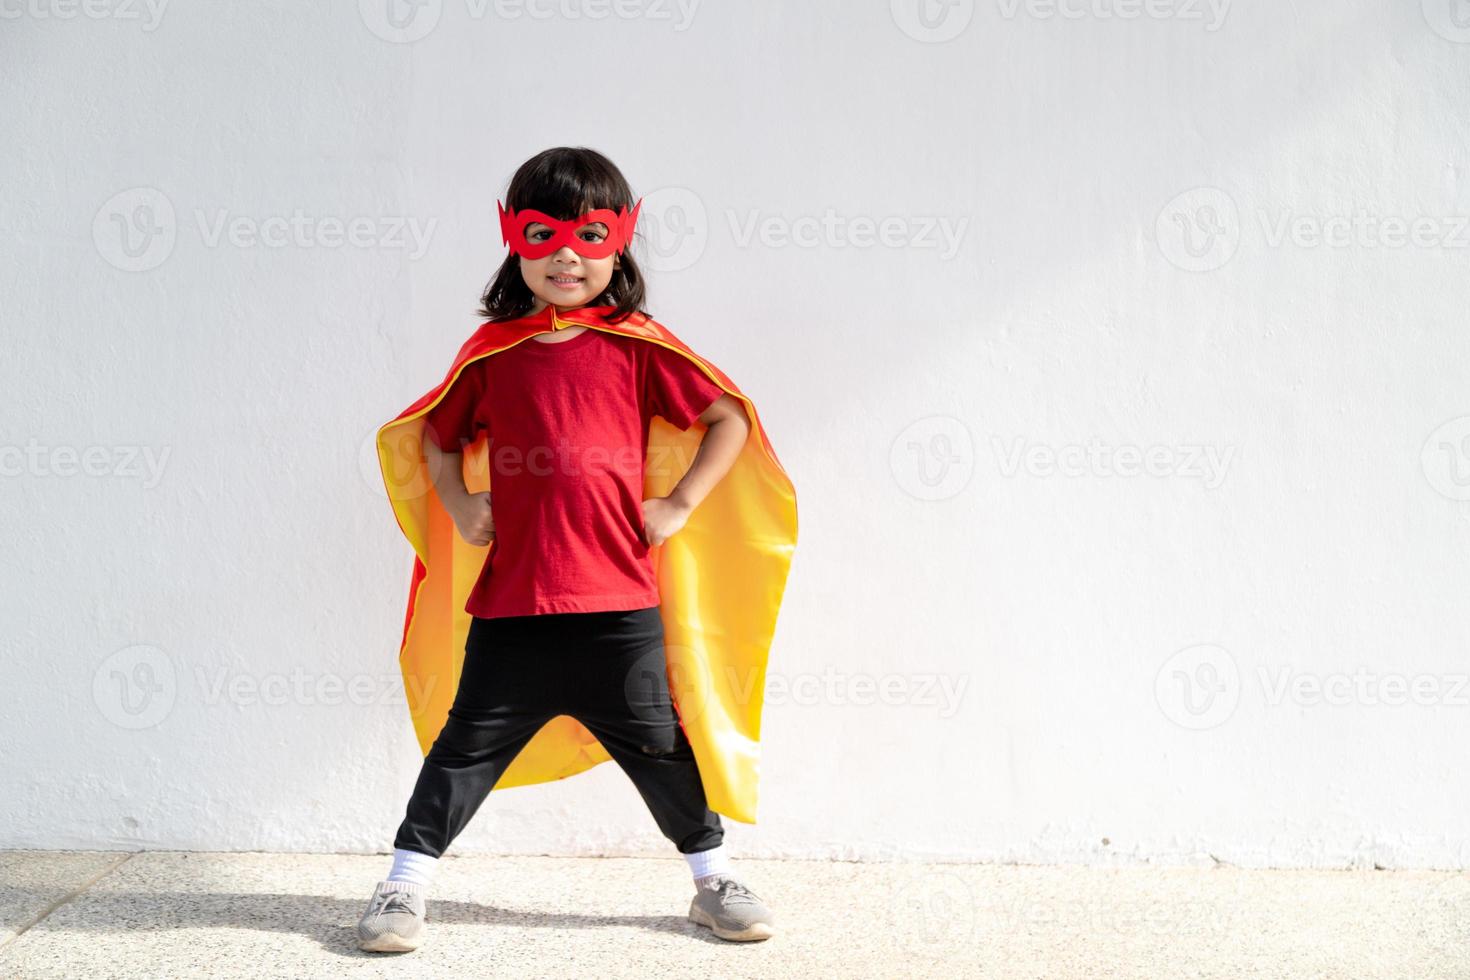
[497,198,643,260]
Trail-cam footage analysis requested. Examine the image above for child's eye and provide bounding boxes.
[529,229,552,242]
[579,229,607,243]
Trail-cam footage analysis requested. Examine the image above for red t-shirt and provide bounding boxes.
[423,325,726,619]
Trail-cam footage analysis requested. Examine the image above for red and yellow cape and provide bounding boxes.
[375,303,797,823]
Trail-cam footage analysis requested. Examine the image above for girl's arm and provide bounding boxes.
[669,394,751,511]
[423,435,495,546]
[643,394,750,545]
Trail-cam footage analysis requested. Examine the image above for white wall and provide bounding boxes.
[4,0,1470,869]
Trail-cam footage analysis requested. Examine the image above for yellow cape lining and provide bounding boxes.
[375,312,797,823]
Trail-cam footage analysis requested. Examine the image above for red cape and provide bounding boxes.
[375,303,798,822]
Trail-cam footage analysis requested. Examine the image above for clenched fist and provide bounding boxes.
[641,494,692,547]
[446,490,496,547]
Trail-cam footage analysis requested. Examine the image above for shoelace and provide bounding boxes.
[705,877,761,906]
[375,891,419,917]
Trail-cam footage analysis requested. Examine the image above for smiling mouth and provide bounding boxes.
[549,274,583,284]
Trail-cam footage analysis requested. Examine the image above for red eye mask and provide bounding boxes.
[497,198,643,260]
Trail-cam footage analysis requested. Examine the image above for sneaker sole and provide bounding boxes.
[687,904,775,942]
[358,928,426,953]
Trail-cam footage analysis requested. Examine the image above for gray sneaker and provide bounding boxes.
[357,880,428,953]
[688,875,776,941]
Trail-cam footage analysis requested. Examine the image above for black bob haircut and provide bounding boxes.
[478,146,649,325]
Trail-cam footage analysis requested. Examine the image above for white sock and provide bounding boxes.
[685,843,732,883]
[386,847,439,887]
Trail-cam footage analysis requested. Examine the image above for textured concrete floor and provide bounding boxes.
[0,850,1467,978]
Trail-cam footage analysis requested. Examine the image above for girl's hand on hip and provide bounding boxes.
[641,495,691,547]
[447,490,496,547]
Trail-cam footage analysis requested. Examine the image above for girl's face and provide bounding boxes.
[520,217,621,313]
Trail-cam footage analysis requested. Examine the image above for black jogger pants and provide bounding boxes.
[392,605,725,859]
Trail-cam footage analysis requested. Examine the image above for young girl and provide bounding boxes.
[361,147,798,952]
